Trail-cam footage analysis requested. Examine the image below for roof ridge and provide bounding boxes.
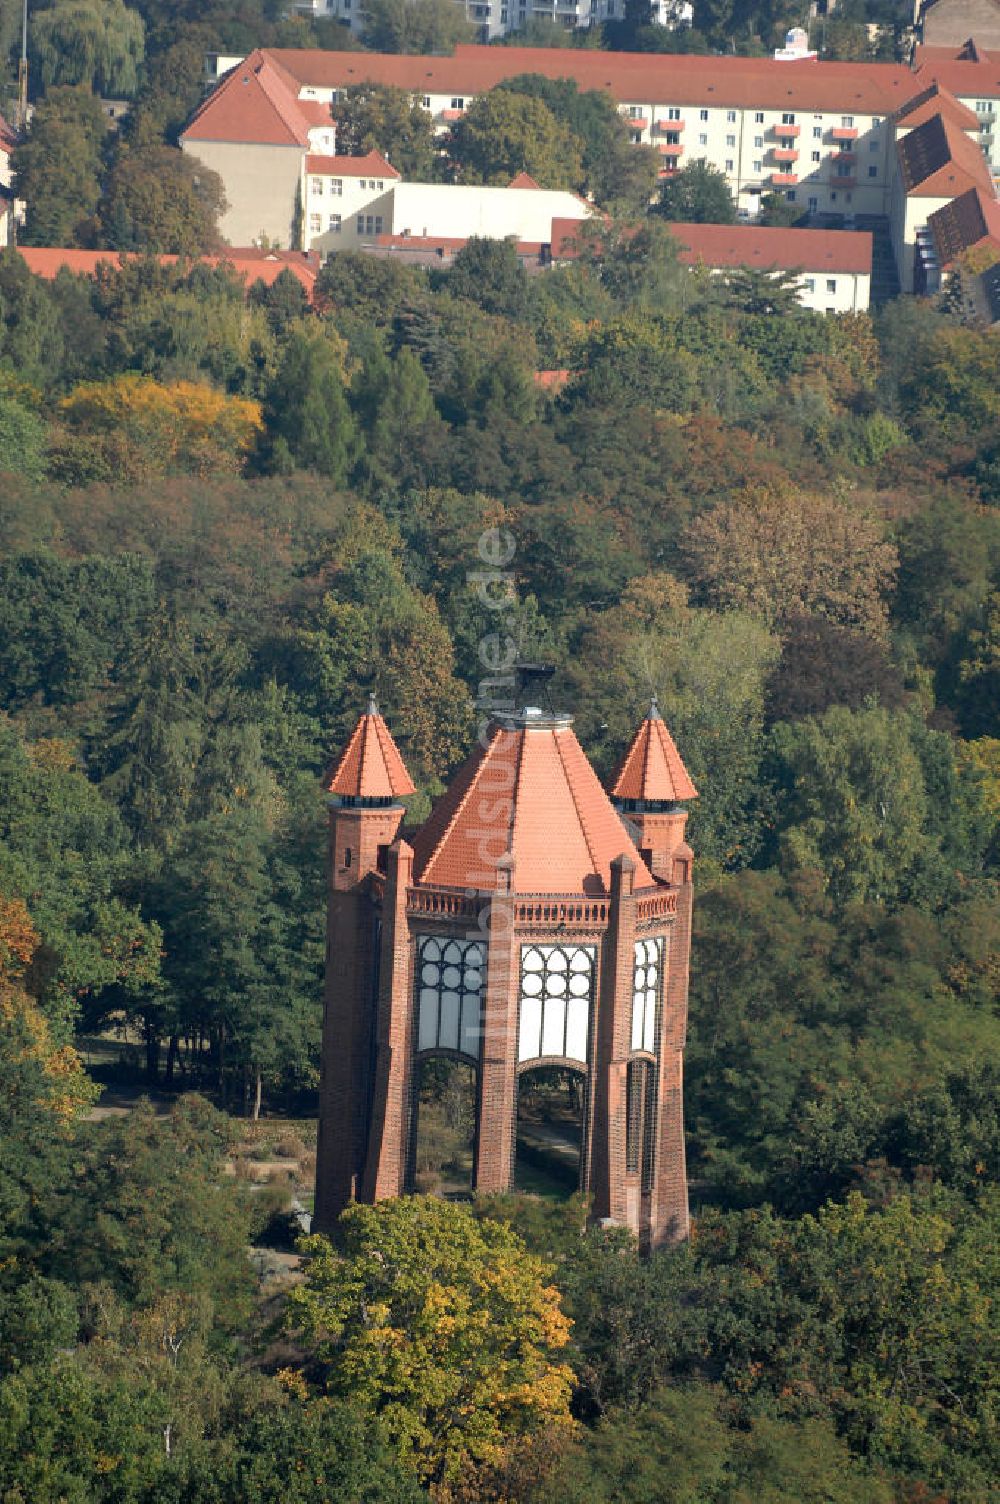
[553,727,609,885]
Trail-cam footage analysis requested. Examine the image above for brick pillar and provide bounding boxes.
[649,874,693,1248]
[590,854,637,1228]
[474,853,519,1193]
[314,800,405,1235]
[361,839,414,1203]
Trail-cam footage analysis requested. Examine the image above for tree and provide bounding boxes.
[765,613,906,724]
[757,189,805,226]
[330,83,440,180]
[359,344,448,493]
[679,483,898,639]
[0,396,47,479]
[362,0,474,52]
[263,327,360,481]
[447,90,585,190]
[654,159,737,223]
[101,145,226,253]
[31,0,145,97]
[12,86,106,247]
[445,236,529,320]
[289,1198,574,1488]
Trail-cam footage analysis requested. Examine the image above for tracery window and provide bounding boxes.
[631,937,664,1054]
[416,937,484,1059]
[517,945,594,1065]
[626,1057,656,1188]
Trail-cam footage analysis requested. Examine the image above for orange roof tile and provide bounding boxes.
[552,216,872,273]
[928,183,1000,265]
[410,717,655,895]
[305,149,400,178]
[611,700,698,803]
[181,48,327,147]
[13,247,320,295]
[266,44,921,115]
[894,81,980,130]
[509,170,541,189]
[325,698,416,799]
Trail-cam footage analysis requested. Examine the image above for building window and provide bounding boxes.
[667,106,681,120]
[375,215,383,233]
[811,150,820,162]
[309,213,322,233]
[422,95,431,107]
[779,137,795,150]
[631,938,663,1053]
[754,134,763,148]
[725,158,734,171]
[726,133,736,147]
[804,277,815,292]
[726,109,737,122]
[782,112,795,125]
[808,195,818,211]
[518,944,595,1065]
[666,131,680,145]
[698,132,708,145]
[839,142,854,155]
[869,138,878,150]
[753,159,762,172]
[331,179,343,195]
[813,126,822,138]
[786,189,796,201]
[841,114,854,127]
[328,213,341,232]
[311,177,324,195]
[628,105,643,119]
[377,180,384,189]
[699,108,709,120]
[625,1057,656,1188]
[754,110,764,123]
[826,278,836,292]
[416,936,485,1058]
[451,97,464,109]
[357,214,365,232]
[868,165,877,177]
[630,132,642,144]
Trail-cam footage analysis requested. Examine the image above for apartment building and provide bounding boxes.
[911,39,1000,174]
[286,0,690,42]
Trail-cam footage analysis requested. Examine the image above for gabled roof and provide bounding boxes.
[551,216,872,273]
[894,80,980,130]
[897,109,993,195]
[913,40,1000,97]
[325,698,416,800]
[509,170,541,189]
[610,700,698,804]
[305,150,400,178]
[927,183,1000,265]
[410,716,655,895]
[181,48,328,147]
[266,44,919,115]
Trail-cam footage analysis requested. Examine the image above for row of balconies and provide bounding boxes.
[645,118,861,140]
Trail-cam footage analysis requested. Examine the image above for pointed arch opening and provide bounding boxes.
[515,1063,586,1198]
[412,1056,477,1197]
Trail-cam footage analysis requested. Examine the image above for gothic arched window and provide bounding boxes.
[626,1057,657,1190]
[517,944,595,1065]
[631,937,665,1054]
[416,936,484,1059]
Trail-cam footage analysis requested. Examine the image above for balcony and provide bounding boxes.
[830,173,856,188]
[771,122,800,137]
[832,149,856,163]
[771,171,799,185]
[626,115,649,132]
[772,146,799,163]
[831,125,858,141]
[654,117,685,132]
[658,142,684,157]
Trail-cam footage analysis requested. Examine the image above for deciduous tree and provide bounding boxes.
[447,90,585,190]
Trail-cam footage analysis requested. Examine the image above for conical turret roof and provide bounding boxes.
[324,697,415,800]
[610,698,698,804]
[410,714,654,895]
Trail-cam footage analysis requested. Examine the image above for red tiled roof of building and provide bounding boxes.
[533,368,572,390]
[325,699,416,799]
[897,109,993,195]
[509,170,541,189]
[305,150,400,178]
[181,48,328,146]
[410,717,655,895]
[552,216,872,273]
[927,183,1000,265]
[611,700,698,803]
[894,81,980,129]
[913,40,1000,97]
[266,44,921,115]
[13,247,320,294]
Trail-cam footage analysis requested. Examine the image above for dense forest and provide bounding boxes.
[0,189,998,1499]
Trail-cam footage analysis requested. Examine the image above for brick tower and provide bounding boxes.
[314,693,697,1250]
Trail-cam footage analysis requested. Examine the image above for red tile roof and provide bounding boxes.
[325,699,416,799]
[551,216,872,273]
[266,43,922,115]
[410,717,655,895]
[611,700,698,803]
[927,183,1000,265]
[533,368,572,390]
[305,149,399,178]
[897,109,993,196]
[509,170,541,189]
[181,48,330,147]
[894,81,980,130]
[13,247,320,294]
[912,40,1000,99]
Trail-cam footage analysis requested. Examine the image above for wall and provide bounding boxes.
[181,139,305,248]
[923,0,1000,46]
[326,181,592,250]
